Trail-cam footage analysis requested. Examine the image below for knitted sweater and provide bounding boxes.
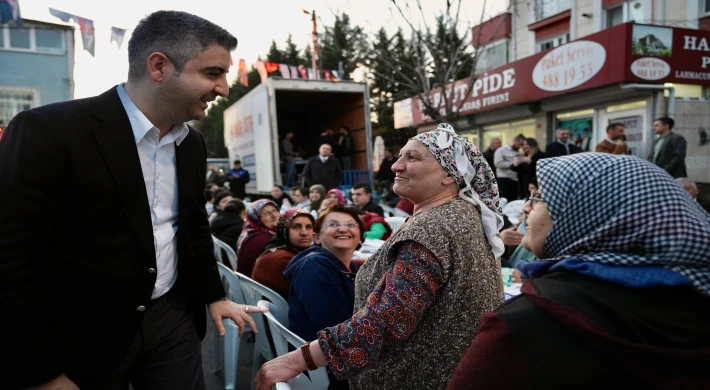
[320,197,504,390]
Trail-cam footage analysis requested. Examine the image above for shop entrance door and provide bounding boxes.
[598,106,646,157]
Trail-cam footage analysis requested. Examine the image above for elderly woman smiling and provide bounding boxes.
[448,153,710,389]
[255,124,505,390]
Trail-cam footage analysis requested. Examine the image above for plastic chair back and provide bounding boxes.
[275,374,314,390]
[213,235,237,270]
[216,263,250,388]
[385,216,406,233]
[379,204,396,218]
[258,301,330,390]
[392,208,411,218]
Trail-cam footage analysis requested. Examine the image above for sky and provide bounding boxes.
[21,0,508,99]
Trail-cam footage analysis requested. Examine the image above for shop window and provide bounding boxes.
[533,0,572,22]
[0,88,37,125]
[606,1,644,27]
[475,40,509,73]
[460,132,479,148]
[704,0,710,15]
[35,28,64,54]
[663,83,704,99]
[538,33,569,52]
[1,24,66,54]
[606,101,647,112]
[9,27,30,49]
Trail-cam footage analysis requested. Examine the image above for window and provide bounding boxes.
[538,33,569,52]
[0,24,66,54]
[606,1,644,27]
[475,40,508,73]
[0,88,37,125]
[534,0,572,21]
[705,0,710,14]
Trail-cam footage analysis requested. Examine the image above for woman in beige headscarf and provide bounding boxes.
[255,123,504,390]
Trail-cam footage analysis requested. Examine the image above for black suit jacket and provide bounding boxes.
[545,141,581,158]
[0,87,225,389]
[647,132,687,178]
[303,156,343,190]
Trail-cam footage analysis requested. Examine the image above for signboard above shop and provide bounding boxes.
[396,22,710,128]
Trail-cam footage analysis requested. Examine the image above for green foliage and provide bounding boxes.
[319,13,368,80]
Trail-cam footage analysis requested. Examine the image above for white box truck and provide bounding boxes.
[223,78,374,196]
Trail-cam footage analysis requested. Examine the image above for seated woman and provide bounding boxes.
[209,199,246,250]
[283,205,364,341]
[252,209,314,300]
[208,190,233,222]
[257,124,504,390]
[236,199,280,277]
[309,184,326,219]
[315,188,347,216]
[271,185,293,210]
[448,153,710,389]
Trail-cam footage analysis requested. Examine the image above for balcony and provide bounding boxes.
[533,0,572,22]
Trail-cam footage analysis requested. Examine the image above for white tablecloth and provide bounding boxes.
[504,283,522,300]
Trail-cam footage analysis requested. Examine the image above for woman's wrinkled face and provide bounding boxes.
[316,212,361,253]
[288,216,314,250]
[310,189,321,202]
[521,190,553,258]
[259,204,280,230]
[391,140,450,204]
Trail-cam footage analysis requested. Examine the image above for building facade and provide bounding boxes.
[394,0,710,186]
[0,19,74,135]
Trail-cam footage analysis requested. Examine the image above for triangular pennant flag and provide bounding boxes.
[0,0,22,27]
[279,64,291,79]
[298,65,307,79]
[324,70,331,81]
[264,62,279,73]
[78,17,95,56]
[256,61,268,83]
[238,59,248,87]
[307,69,314,80]
[110,26,126,49]
[331,70,340,81]
[49,7,74,23]
[290,66,298,79]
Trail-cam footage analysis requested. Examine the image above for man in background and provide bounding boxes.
[677,177,710,213]
[483,137,502,175]
[495,134,528,201]
[649,117,687,178]
[282,132,297,186]
[352,183,384,217]
[227,160,250,199]
[545,128,581,158]
[596,123,628,154]
[303,143,343,191]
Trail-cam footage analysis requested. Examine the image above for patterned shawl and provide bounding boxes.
[262,208,315,255]
[236,199,278,255]
[412,123,504,257]
[532,153,710,296]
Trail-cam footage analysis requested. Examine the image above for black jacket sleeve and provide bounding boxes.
[0,110,67,388]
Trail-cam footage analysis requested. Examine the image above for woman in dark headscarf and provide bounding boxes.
[252,209,314,299]
[309,184,327,215]
[256,123,504,390]
[449,153,710,389]
[236,199,280,277]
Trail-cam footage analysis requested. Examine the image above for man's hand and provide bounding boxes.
[615,139,626,147]
[500,226,525,246]
[36,374,79,390]
[208,299,268,337]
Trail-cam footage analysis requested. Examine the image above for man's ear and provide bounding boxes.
[313,232,321,245]
[146,52,172,82]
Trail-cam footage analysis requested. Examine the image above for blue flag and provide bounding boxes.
[0,0,23,27]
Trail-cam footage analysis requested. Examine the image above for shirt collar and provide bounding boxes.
[605,137,616,144]
[116,84,189,146]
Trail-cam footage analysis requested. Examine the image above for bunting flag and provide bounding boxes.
[307,68,314,80]
[298,65,307,79]
[238,59,248,87]
[264,62,279,74]
[0,0,22,27]
[48,8,95,56]
[324,70,331,81]
[110,26,126,49]
[290,66,299,79]
[255,61,268,83]
[279,64,291,79]
[331,70,340,82]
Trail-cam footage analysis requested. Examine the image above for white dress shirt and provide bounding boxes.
[117,84,189,299]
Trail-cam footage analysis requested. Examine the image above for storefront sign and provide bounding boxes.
[533,41,606,92]
[397,23,710,128]
[630,57,671,80]
[614,116,644,156]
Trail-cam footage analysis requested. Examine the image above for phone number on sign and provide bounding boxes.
[539,62,596,90]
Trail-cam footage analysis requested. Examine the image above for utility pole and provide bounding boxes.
[298,7,319,79]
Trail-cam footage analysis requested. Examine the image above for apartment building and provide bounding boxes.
[394,0,710,185]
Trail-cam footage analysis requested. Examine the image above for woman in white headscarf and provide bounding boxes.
[255,123,504,390]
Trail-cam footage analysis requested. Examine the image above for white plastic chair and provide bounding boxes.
[213,235,237,270]
[379,204,396,218]
[274,374,315,390]
[236,273,289,387]
[258,301,330,390]
[502,200,526,225]
[392,208,411,218]
[385,216,406,233]
[215,263,251,389]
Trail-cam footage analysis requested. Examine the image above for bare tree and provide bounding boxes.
[365,0,514,126]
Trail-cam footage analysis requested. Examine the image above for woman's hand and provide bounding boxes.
[254,352,304,390]
[500,226,525,246]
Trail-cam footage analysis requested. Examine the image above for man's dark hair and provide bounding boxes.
[128,11,238,80]
[514,133,526,142]
[314,204,366,243]
[204,190,214,202]
[233,160,241,166]
[352,183,372,194]
[223,199,246,214]
[296,187,309,197]
[607,123,624,132]
[654,116,675,130]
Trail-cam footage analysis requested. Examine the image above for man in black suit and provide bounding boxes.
[303,143,343,190]
[0,11,264,390]
[648,117,687,178]
[482,137,502,174]
[545,128,581,158]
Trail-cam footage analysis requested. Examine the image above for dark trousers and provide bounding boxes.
[497,178,519,202]
[104,282,205,390]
